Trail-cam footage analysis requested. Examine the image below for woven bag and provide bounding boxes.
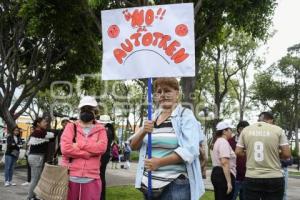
[34,163,69,200]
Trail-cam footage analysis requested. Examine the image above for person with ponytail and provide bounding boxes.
[60,96,108,200]
[27,117,55,200]
[211,121,236,200]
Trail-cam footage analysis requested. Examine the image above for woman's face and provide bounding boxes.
[80,106,96,123]
[37,119,48,130]
[223,128,233,139]
[13,128,20,136]
[154,85,179,109]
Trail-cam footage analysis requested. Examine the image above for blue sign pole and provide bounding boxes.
[147,78,152,200]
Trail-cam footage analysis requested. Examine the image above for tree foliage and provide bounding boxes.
[252,43,300,153]
[0,0,100,130]
[87,0,277,108]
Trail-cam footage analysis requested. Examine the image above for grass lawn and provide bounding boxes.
[289,171,300,176]
[107,185,214,200]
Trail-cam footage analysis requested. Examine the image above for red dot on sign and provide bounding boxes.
[175,24,188,37]
[107,25,120,38]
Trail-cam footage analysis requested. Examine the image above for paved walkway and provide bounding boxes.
[0,162,299,199]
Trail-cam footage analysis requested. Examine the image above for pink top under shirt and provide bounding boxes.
[212,137,237,177]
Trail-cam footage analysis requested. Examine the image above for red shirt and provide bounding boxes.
[228,135,246,181]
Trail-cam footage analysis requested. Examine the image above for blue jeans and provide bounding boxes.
[232,180,244,200]
[143,176,190,200]
[283,167,288,200]
[4,155,17,182]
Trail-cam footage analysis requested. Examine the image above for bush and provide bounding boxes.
[292,148,299,158]
[130,151,139,161]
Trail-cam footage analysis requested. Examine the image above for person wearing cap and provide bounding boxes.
[60,96,108,200]
[211,121,236,200]
[98,115,115,200]
[130,78,205,200]
[236,112,291,200]
[228,120,250,200]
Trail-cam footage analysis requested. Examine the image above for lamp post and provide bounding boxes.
[199,106,214,138]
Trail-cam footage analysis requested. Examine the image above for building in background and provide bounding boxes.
[16,116,33,139]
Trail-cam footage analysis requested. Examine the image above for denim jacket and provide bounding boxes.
[133,104,205,200]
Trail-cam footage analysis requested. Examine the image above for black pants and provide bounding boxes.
[244,177,284,200]
[26,155,31,182]
[211,166,235,200]
[100,154,110,200]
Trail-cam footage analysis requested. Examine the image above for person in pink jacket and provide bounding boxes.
[60,96,108,200]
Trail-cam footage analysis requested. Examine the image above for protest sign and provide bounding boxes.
[101,3,195,80]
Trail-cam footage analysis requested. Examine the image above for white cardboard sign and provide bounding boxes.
[101,3,195,80]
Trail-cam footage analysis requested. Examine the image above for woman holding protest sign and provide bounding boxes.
[129,78,205,200]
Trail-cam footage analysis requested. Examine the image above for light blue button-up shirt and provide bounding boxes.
[133,104,205,200]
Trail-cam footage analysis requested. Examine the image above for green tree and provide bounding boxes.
[252,43,300,154]
[182,0,276,108]
[201,28,250,122]
[229,31,263,121]
[88,0,277,111]
[0,0,100,131]
[278,45,300,154]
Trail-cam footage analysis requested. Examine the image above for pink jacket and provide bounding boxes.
[60,121,108,179]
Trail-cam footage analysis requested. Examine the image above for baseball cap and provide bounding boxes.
[216,121,234,131]
[78,96,97,109]
[98,115,113,124]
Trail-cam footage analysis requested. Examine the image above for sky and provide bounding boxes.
[242,0,300,124]
[260,0,300,67]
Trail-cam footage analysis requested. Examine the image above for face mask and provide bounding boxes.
[80,111,95,122]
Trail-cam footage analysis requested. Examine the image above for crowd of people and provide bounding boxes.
[210,112,292,200]
[1,77,294,200]
[2,96,133,200]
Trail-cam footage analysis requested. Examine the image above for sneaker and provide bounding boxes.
[4,181,10,187]
[21,182,30,186]
[9,182,16,186]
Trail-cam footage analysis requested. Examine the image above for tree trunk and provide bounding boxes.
[294,73,299,155]
[240,70,247,121]
[139,81,147,127]
[213,51,221,123]
[0,110,17,133]
[213,69,221,133]
[181,77,196,111]
[180,53,202,111]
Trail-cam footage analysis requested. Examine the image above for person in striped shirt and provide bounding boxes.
[130,78,205,200]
